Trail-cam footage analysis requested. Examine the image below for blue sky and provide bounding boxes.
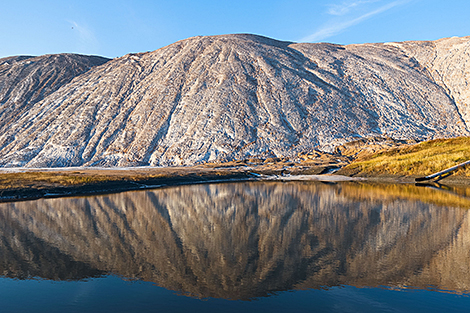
[1,0,469,58]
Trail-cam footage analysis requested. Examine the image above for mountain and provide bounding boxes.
[0,54,110,131]
[0,34,468,167]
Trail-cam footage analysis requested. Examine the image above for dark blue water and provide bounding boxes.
[2,276,469,313]
[1,181,470,312]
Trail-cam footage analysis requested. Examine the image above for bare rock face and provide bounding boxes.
[0,34,468,167]
[396,36,470,129]
[0,54,110,132]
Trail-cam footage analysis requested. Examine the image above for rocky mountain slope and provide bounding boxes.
[0,34,468,167]
[397,36,470,127]
[0,54,110,133]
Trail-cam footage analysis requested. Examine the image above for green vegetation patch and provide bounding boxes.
[339,137,470,177]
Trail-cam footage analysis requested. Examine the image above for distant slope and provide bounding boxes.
[0,53,110,132]
[0,34,468,167]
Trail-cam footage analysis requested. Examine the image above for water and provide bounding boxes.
[1,181,470,312]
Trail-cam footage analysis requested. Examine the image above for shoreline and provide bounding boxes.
[0,172,255,203]
[0,164,357,203]
[0,164,469,203]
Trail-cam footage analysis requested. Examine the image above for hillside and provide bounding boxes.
[0,54,110,132]
[0,34,468,167]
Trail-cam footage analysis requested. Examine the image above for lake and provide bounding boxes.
[1,181,470,312]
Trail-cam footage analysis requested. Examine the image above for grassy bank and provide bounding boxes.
[337,137,470,177]
[0,168,257,202]
[0,161,333,202]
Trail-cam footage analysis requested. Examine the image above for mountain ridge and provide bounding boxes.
[0,34,468,167]
[0,53,110,132]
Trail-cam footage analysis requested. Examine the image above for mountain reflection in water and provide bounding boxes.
[1,181,470,300]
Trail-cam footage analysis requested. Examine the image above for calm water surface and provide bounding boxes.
[1,181,470,312]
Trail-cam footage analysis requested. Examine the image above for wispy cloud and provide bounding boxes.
[300,0,409,42]
[68,20,99,52]
[328,0,380,16]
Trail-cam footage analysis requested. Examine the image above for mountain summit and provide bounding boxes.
[0,34,468,167]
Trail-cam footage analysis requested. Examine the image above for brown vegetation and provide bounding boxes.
[337,137,470,178]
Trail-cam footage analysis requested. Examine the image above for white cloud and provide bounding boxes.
[328,0,380,16]
[300,0,409,42]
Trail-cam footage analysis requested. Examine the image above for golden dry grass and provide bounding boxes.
[0,172,116,189]
[340,137,470,177]
[0,166,264,192]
